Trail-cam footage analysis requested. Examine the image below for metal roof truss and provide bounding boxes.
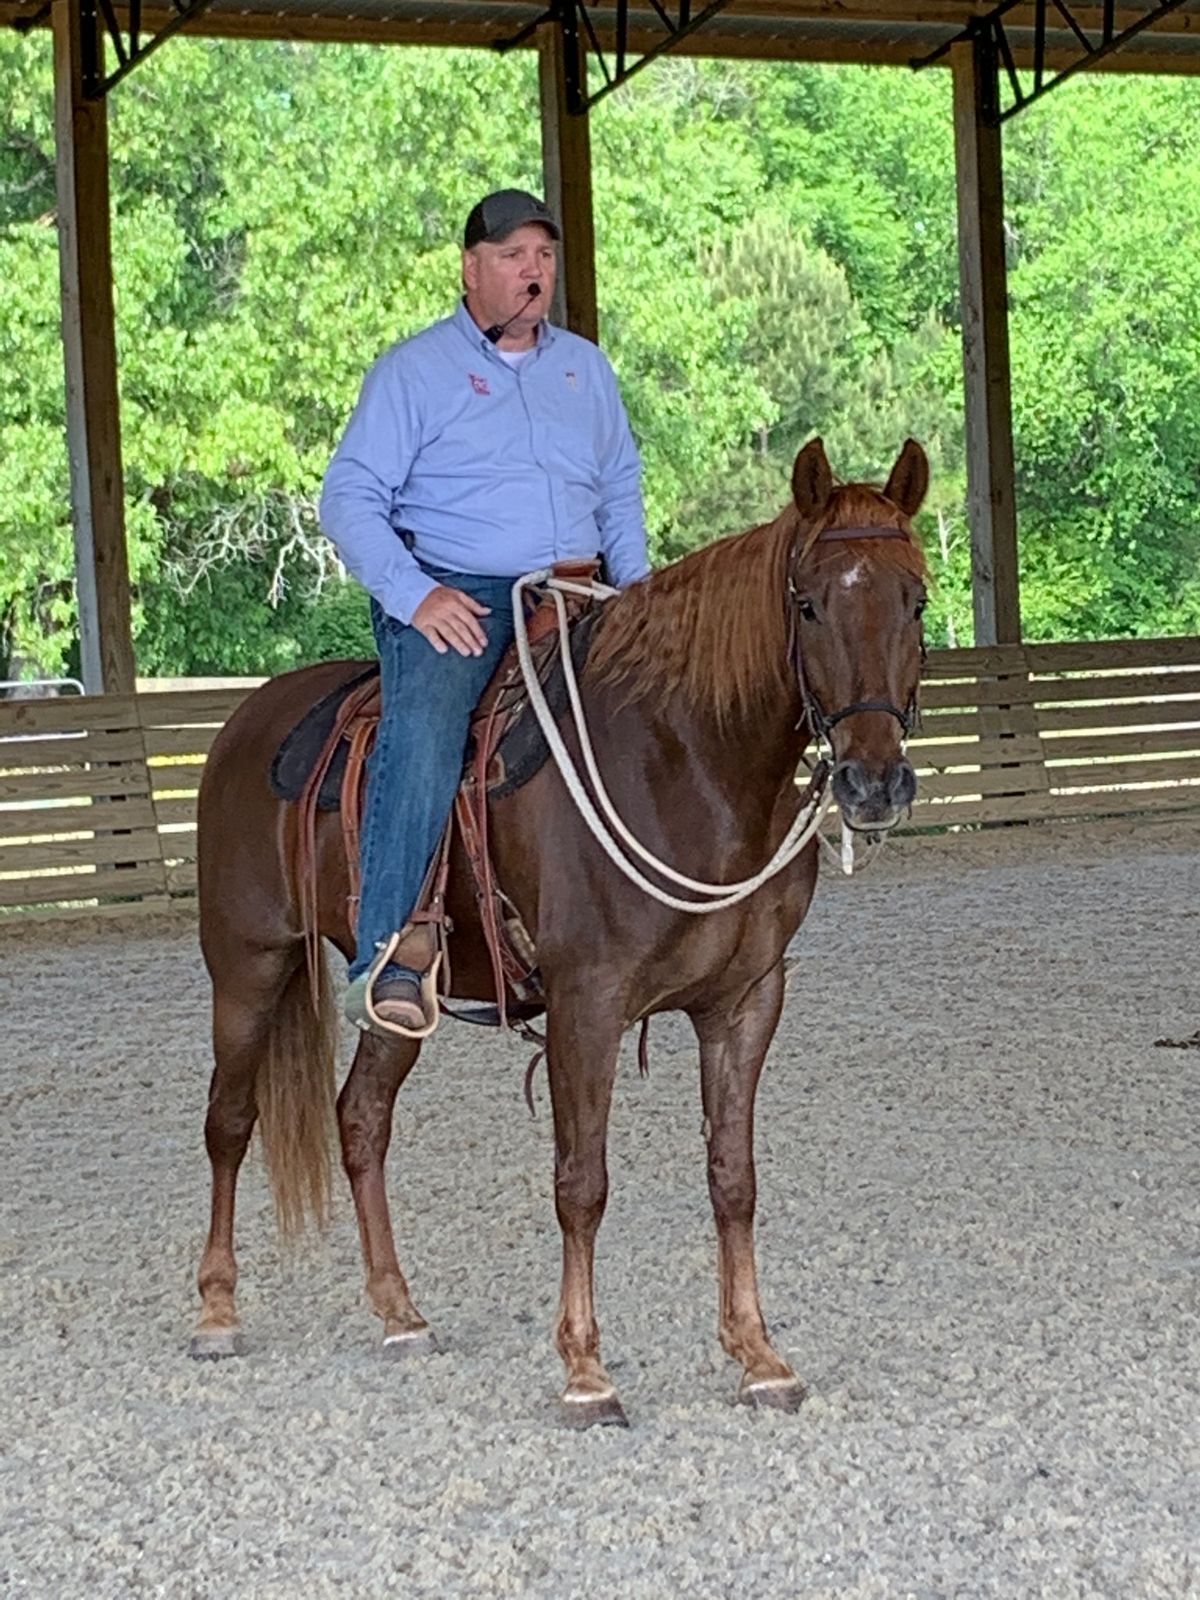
[918,0,1197,121]
[13,0,218,97]
[499,0,736,113]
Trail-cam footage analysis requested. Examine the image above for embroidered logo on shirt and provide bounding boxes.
[565,371,578,391]
[469,372,491,396]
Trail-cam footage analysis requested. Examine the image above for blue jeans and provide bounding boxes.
[349,568,519,982]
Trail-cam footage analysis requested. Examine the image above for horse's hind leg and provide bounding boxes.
[691,961,804,1411]
[191,945,300,1358]
[338,1033,434,1355]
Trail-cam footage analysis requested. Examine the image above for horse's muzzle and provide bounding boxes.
[831,756,916,830]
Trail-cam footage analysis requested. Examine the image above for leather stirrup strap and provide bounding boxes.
[409,816,455,998]
[454,684,541,1031]
[455,731,512,1027]
[341,716,376,931]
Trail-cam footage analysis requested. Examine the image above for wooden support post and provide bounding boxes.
[53,0,136,694]
[952,35,1021,647]
[538,9,599,343]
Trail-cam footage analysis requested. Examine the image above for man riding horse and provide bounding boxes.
[320,189,649,1038]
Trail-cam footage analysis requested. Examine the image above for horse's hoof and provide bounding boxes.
[189,1327,243,1360]
[382,1327,439,1360]
[560,1389,629,1430]
[738,1374,805,1412]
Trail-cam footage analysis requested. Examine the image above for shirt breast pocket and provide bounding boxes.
[543,383,602,481]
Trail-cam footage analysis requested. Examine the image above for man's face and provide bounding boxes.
[462,223,559,345]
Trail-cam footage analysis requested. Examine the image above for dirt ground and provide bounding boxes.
[1,821,1198,1599]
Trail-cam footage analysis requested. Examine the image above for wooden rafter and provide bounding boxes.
[5,0,1200,75]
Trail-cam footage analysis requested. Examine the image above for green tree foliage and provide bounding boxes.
[1,40,1198,674]
[680,210,970,643]
[1,36,76,673]
[1004,80,1200,638]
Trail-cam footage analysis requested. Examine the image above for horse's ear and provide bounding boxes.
[792,438,834,522]
[883,439,929,517]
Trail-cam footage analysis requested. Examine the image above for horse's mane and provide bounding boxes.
[587,484,929,728]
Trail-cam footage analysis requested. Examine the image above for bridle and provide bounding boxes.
[788,523,925,764]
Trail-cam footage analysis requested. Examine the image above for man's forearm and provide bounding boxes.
[319,479,438,625]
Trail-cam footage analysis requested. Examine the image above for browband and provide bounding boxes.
[816,524,910,541]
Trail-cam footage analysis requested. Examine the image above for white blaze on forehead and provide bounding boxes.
[839,560,868,589]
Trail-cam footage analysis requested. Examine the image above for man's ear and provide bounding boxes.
[462,246,480,294]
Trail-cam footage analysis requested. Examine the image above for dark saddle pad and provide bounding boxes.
[269,606,604,811]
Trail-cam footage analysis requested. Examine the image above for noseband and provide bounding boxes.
[788,524,923,757]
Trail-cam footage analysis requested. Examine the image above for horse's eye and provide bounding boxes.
[797,598,818,622]
[914,598,927,621]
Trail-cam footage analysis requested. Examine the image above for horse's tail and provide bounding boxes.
[256,944,339,1241]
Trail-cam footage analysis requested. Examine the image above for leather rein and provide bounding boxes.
[788,523,923,756]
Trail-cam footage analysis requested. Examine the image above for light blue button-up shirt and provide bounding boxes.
[320,301,649,624]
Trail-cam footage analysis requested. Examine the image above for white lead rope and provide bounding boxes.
[816,816,883,878]
[511,571,835,914]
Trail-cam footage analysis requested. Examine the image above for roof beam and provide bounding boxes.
[6,0,1200,73]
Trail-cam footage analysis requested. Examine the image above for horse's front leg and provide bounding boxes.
[543,993,626,1428]
[690,960,804,1410]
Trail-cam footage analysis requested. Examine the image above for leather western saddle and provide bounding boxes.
[290,562,606,1037]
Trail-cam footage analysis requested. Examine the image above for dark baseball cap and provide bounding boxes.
[463,189,562,248]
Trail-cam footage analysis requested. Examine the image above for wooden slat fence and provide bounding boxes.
[139,688,251,899]
[0,687,246,921]
[908,636,1200,830]
[2,635,1199,920]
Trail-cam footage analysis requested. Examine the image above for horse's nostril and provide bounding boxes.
[887,759,917,809]
[832,760,871,805]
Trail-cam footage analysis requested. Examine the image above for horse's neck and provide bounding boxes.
[640,683,805,829]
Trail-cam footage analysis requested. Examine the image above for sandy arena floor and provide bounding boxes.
[1,822,1198,1599]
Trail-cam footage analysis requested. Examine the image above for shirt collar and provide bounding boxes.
[453,297,557,356]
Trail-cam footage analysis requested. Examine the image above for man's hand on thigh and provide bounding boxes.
[412,586,491,657]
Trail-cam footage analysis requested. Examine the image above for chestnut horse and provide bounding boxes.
[192,437,930,1426]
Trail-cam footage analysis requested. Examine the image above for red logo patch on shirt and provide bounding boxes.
[469,372,491,396]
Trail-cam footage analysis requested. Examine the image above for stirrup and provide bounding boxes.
[348,932,441,1041]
